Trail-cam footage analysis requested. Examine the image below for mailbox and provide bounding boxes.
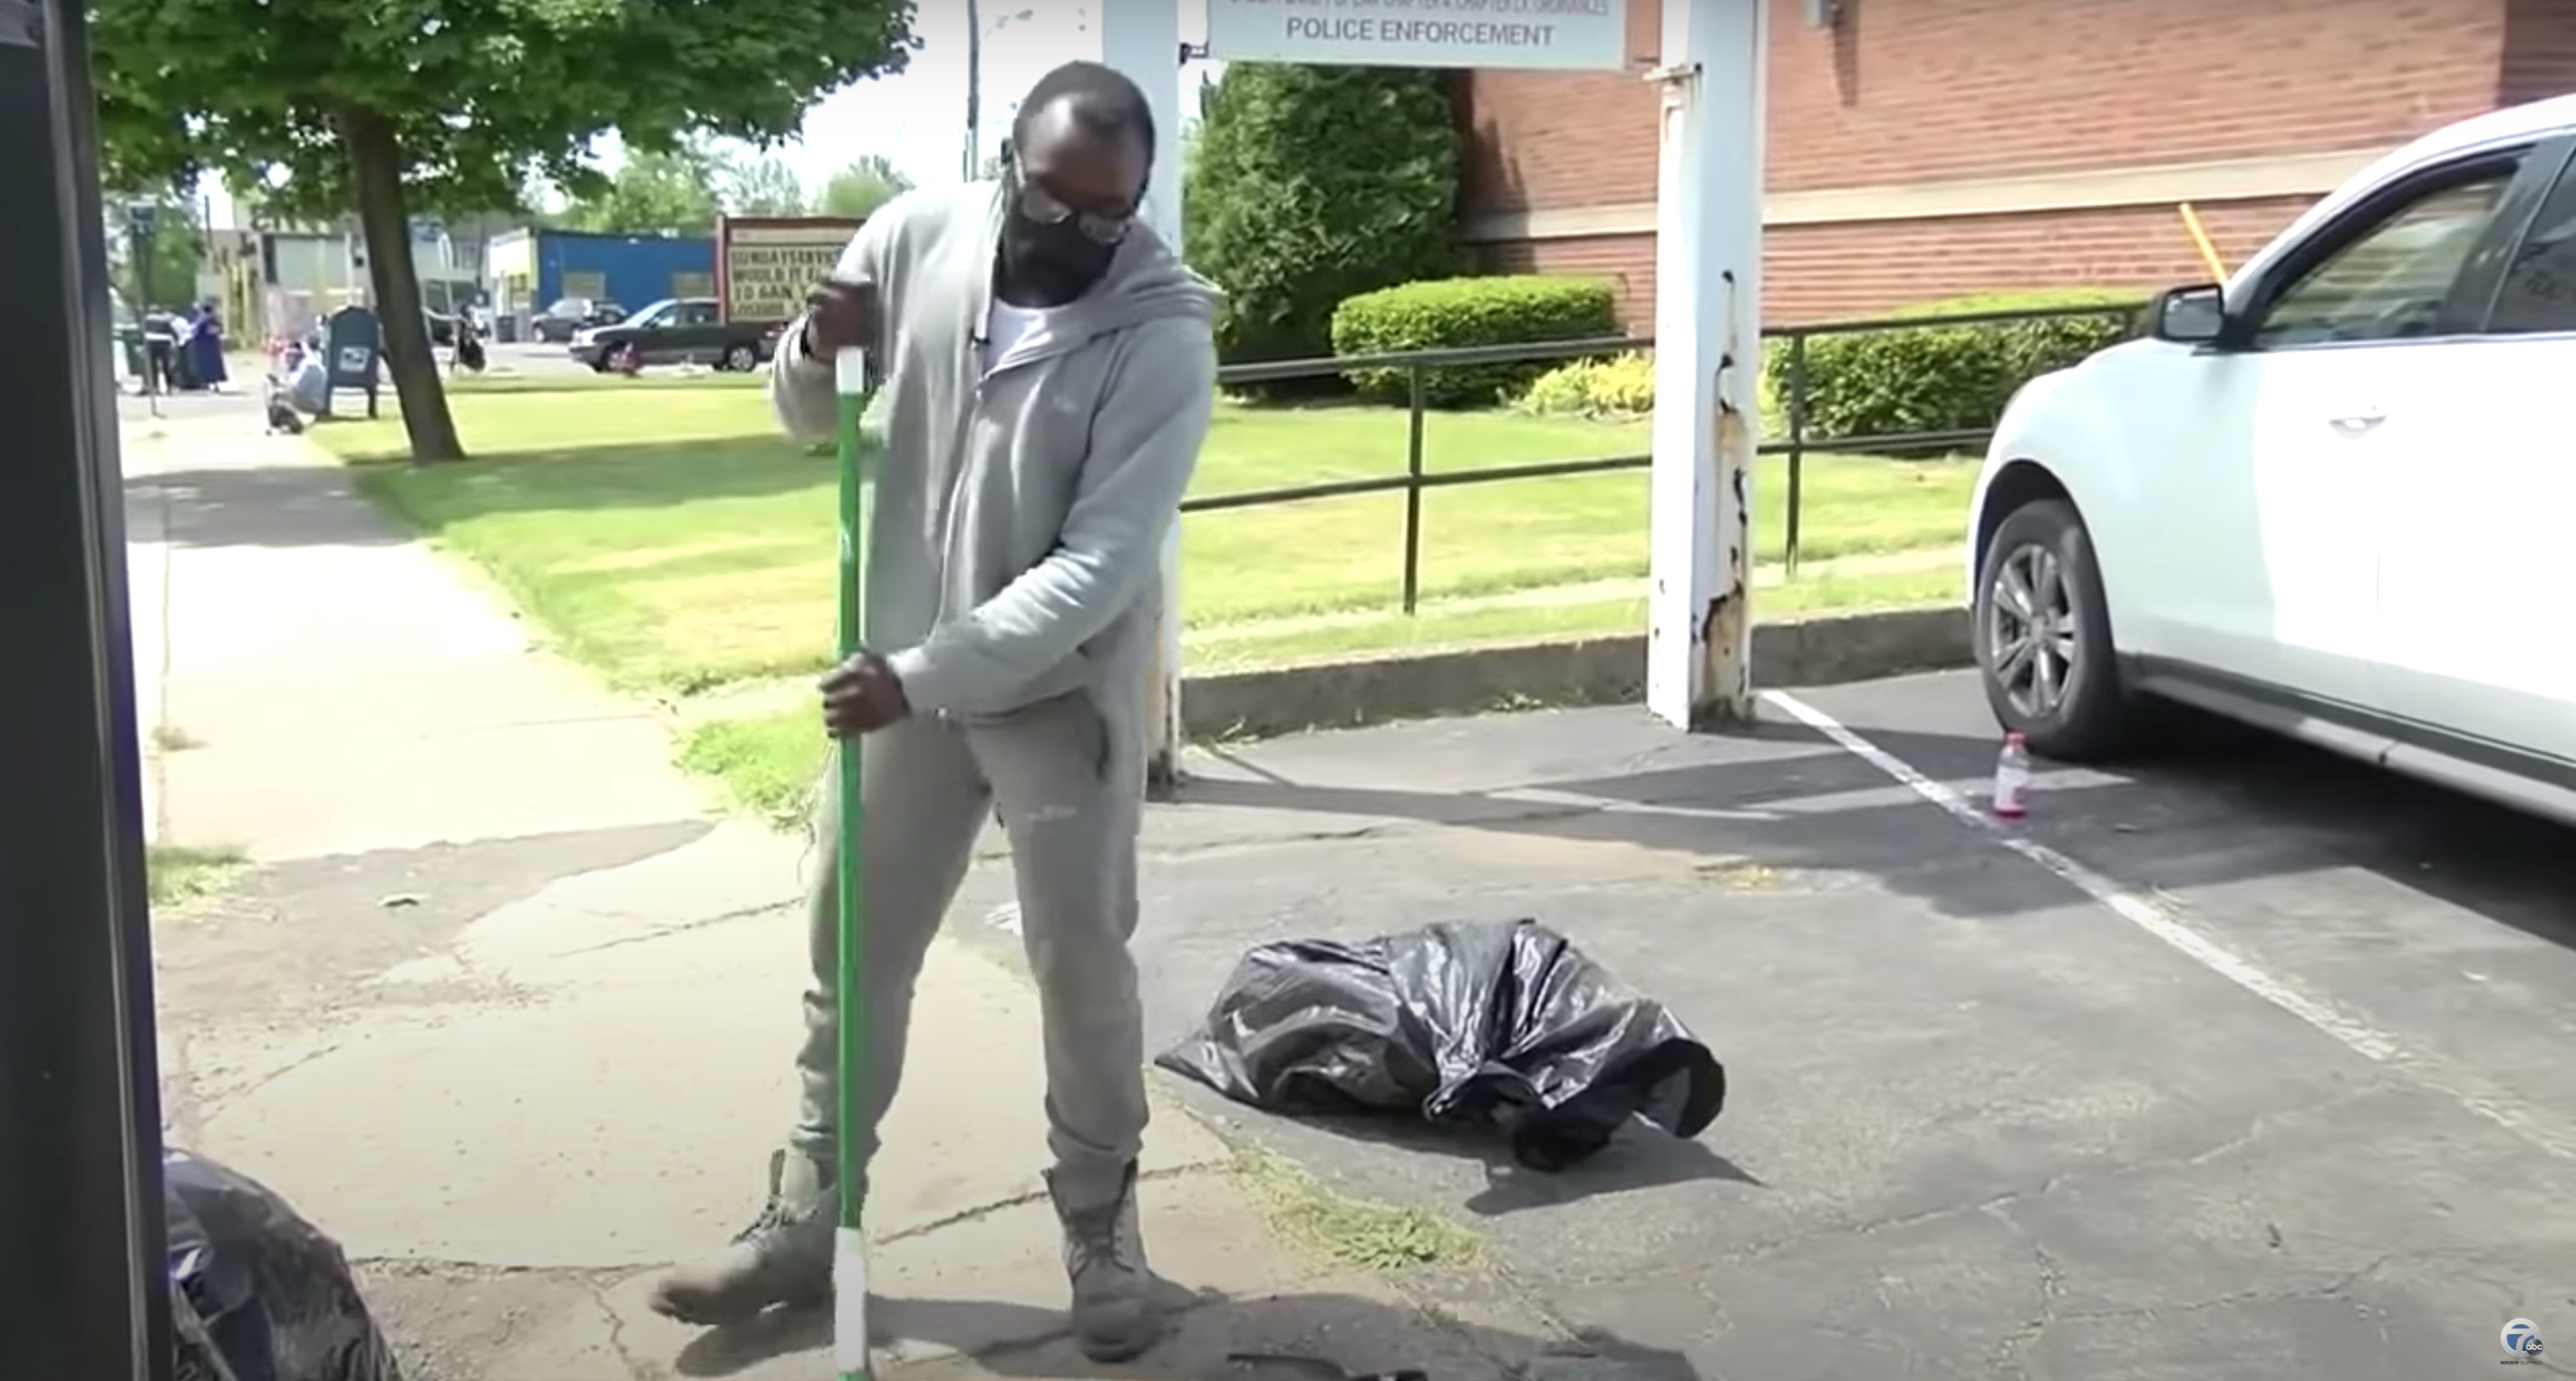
[321,305,383,419]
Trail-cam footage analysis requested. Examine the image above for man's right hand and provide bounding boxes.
[800,278,880,359]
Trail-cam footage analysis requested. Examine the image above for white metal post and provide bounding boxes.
[1644,0,1765,728]
[1096,0,1188,789]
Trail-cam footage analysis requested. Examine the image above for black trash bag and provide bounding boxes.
[1157,918,1725,1171]
[166,1148,403,1381]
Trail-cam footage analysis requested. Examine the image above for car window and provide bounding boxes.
[678,303,717,326]
[2255,169,2515,349]
[2485,165,2576,334]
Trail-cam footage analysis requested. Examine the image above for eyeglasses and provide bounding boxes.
[1015,179,1136,246]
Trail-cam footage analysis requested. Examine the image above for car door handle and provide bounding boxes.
[2327,409,2385,437]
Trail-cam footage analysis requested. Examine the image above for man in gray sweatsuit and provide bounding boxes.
[647,63,1218,1362]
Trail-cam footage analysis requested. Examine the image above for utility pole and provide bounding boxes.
[964,0,983,182]
[0,2,175,1379]
[964,5,1037,182]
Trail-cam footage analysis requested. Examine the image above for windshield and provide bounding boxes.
[624,298,678,329]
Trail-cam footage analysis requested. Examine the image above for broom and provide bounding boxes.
[830,330,877,1381]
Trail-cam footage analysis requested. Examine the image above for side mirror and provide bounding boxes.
[2150,284,2231,346]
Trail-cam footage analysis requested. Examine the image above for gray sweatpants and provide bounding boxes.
[789,689,1148,1213]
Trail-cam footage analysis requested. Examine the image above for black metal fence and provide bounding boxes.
[1189,299,2146,614]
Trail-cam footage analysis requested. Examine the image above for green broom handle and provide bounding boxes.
[830,342,874,1381]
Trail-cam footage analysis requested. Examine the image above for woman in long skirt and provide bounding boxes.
[185,303,229,393]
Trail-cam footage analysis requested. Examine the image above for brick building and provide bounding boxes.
[1455,0,2576,324]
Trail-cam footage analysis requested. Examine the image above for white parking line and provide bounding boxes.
[1763,688,2576,1164]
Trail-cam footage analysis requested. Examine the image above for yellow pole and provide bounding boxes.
[2177,202,2228,281]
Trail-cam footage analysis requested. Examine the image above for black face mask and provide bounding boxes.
[996,165,1128,307]
[999,217,1118,307]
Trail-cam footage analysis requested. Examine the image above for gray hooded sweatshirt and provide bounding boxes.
[770,182,1222,743]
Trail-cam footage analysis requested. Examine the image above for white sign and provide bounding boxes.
[1206,0,1628,72]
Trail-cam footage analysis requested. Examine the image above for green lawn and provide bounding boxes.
[1190,561,1965,672]
[445,369,766,396]
[324,387,1971,691]
[682,563,1966,826]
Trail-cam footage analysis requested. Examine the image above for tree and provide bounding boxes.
[92,0,915,461]
[1185,66,1464,384]
[724,153,810,216]
[563,145,723,236]
[819,156,913,219]
[104,192,206,314]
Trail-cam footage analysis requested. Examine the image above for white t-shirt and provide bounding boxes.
[985,299,1057,366]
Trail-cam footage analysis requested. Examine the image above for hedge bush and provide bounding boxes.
[1183,65,1464,397]
[1770,288,2145,444]
[1330,275,1620,408]
[1518,352,1655,418]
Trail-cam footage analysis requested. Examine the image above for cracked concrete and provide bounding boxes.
[139,425,1555,1380]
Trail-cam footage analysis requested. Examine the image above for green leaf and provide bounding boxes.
[1182,65,1465,392]
[91,0,919,459]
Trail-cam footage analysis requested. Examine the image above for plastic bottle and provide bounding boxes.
[1992,732,2031,819]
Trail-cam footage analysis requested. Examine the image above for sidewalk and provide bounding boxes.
[121,424,702,858]
[131,423,1552,1380]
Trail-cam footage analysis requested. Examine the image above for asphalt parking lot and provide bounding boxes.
[952,669,2576,1379]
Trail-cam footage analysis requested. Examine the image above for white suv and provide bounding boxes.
[1967,94,2576,823]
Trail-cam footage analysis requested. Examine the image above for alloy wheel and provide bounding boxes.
[1986,542,2079,720]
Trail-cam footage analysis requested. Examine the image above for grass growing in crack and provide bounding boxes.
[148,844,247,910]
[675,713,821,829]
[1232,1147,1481,1273]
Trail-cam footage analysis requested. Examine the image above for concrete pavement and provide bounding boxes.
[123,424,701,858]
[136,423,1557,1380]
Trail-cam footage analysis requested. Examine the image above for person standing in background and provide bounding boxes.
[184,301,228,393]
[141,305,177,394]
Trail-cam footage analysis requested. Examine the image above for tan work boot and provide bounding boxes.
[1049,1162,1164,1361]
[649,1150,838,1327]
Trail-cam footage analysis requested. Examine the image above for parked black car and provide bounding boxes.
[529,295,625,343]
[569,297,778,372]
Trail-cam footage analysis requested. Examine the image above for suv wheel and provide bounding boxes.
[722,343,757,372]
[1974,497,2133,761]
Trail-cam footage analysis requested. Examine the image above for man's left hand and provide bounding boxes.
[821,652,911,737]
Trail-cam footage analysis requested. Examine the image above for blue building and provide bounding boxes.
[487,227,716,325]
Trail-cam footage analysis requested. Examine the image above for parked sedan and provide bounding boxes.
[1967,92,2576,823]
[570,297,778,372]
[529,296,625,343]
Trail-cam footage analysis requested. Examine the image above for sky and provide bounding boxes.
[204,0,1217,228]
[768,0,1224,192]
[780,1,1212,190]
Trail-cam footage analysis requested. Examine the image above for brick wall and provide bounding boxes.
[1457,0,1662,219]
[2502,0,2576,105]
[1457,0,2550,324]
[1487,197,2314,324]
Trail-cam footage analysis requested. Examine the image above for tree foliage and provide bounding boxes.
[563,144,723,236]
[1183,65,1464,382]
[819,155,914,219]
[91,0,915,460]
[104,193,207,314]
[724,153,811,216]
